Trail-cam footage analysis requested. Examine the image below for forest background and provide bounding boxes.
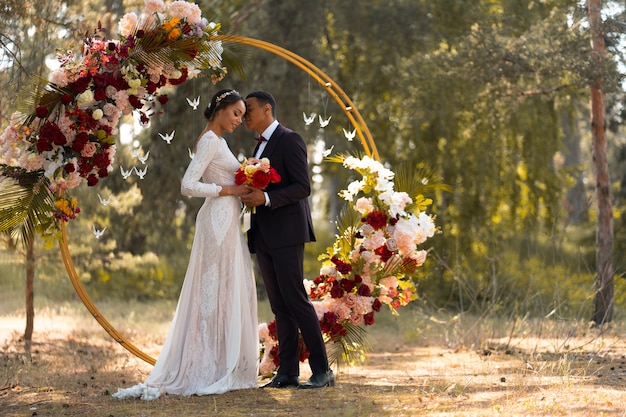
[1,0,626,349]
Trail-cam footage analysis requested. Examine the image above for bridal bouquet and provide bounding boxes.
[234,157,281,190]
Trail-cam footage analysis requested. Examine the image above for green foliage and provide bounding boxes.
[1,0,625,326]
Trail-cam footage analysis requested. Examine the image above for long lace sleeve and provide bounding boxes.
[181,133,222,198]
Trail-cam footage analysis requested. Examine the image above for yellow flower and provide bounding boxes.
[162,17,180,31]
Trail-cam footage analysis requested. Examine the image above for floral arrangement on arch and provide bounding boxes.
[258,155,438,375]
[0,0,225,240]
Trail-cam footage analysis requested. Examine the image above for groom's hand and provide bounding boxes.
[241,186,265,207]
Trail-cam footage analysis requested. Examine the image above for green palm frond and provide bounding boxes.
[0,171,56,246]
[393,163,451,199]
[327,322,375,366]
[15,76,54,123]
[332,204,362,258]
[219,38,254,80]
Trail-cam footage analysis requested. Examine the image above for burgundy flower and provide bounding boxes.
[35,106,48,118]
[158,94,169,105]
[93,152,110,169]
[36,137,53,152]
[87,174,99,186]
[64,163,76,173]
[341,279,355,292]
[269,345,279,366]
[364,210,388,230]
[323,311,338,325]
[61,94,73,105]
[139,112,150,125]
[94,89,107,101]
[372,298,382,312]
[168,67,188,86]
[97,168,109,178]
[39,121,66,146]
[67,74,92,94]
[72,132,89,153]
[313,275,325,285]
[364,312,375,326]
[357,284,371,297]
[78,160,93,176]
[267,321,277,337]
[128,95,143,109]
[375,245,394,262]
[330,281,344,299]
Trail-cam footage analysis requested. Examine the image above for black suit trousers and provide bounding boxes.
[254,231,328,376]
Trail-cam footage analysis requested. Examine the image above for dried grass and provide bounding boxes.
[1,300,626,416]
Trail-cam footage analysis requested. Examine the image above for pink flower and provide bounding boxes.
[81,142,97,158]
[118,12,138,37]
[168,1,202,25]
[144,0,166,15]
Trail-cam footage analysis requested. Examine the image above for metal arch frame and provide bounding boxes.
[59,36,379,365]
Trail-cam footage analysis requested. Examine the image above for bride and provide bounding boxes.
[112,89,258,400]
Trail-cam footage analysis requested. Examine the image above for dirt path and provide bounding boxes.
[1,309,626,416]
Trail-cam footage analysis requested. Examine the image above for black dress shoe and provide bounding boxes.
[260,374,300,388]
[297,370,335,389]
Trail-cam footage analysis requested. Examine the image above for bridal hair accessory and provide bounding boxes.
[207,90,238,110]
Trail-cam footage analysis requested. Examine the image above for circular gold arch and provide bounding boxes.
[59,36,379,365]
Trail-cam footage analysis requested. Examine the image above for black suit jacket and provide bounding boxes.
[247,124,316,252]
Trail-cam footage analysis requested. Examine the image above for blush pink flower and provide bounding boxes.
[81,142,97,158]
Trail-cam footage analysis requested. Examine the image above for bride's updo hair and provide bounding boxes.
[204,89,243,121]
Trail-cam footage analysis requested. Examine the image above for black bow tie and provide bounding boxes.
[255,136,267,142]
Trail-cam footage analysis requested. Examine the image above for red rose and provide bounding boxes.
[330,281,344,298]
[357,284,371,297]
[61,94,73,105]
[364,312,375,326]
[128,95,142,109]
[64,163,76,173]
[323,311,338,325]
[158,94,169,105]
[67,74,92,94]
[375,245,394,262]
[364,210,388,230]
[40,121,66,146]
[36,137,53,152]
[78,160,93,176]
[251,170,270,189]
[269,345,280,366]
[341,279,355,292]
[234,170,247,185]
[87,174,99,186]
[267,320,277,337]
[372,298,382,312]
[35,106,48,118]
[168,68,188,86]
[93,152,110,169]
[269,167,281,183]
[94,89,107,101]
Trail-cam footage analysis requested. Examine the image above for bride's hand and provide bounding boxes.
[228,184,253,197]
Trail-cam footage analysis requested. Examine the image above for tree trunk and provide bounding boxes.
[24,234,34,346]
[588,0,614,325]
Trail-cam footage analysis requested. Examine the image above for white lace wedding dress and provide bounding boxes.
[112,131,259,400]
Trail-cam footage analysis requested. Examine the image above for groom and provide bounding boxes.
[241,91,334,389]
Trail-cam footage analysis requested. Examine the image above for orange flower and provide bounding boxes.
[167,28,182,40]
[162,17,180,31]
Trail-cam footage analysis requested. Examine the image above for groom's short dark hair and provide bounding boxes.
[246,91,276,117]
